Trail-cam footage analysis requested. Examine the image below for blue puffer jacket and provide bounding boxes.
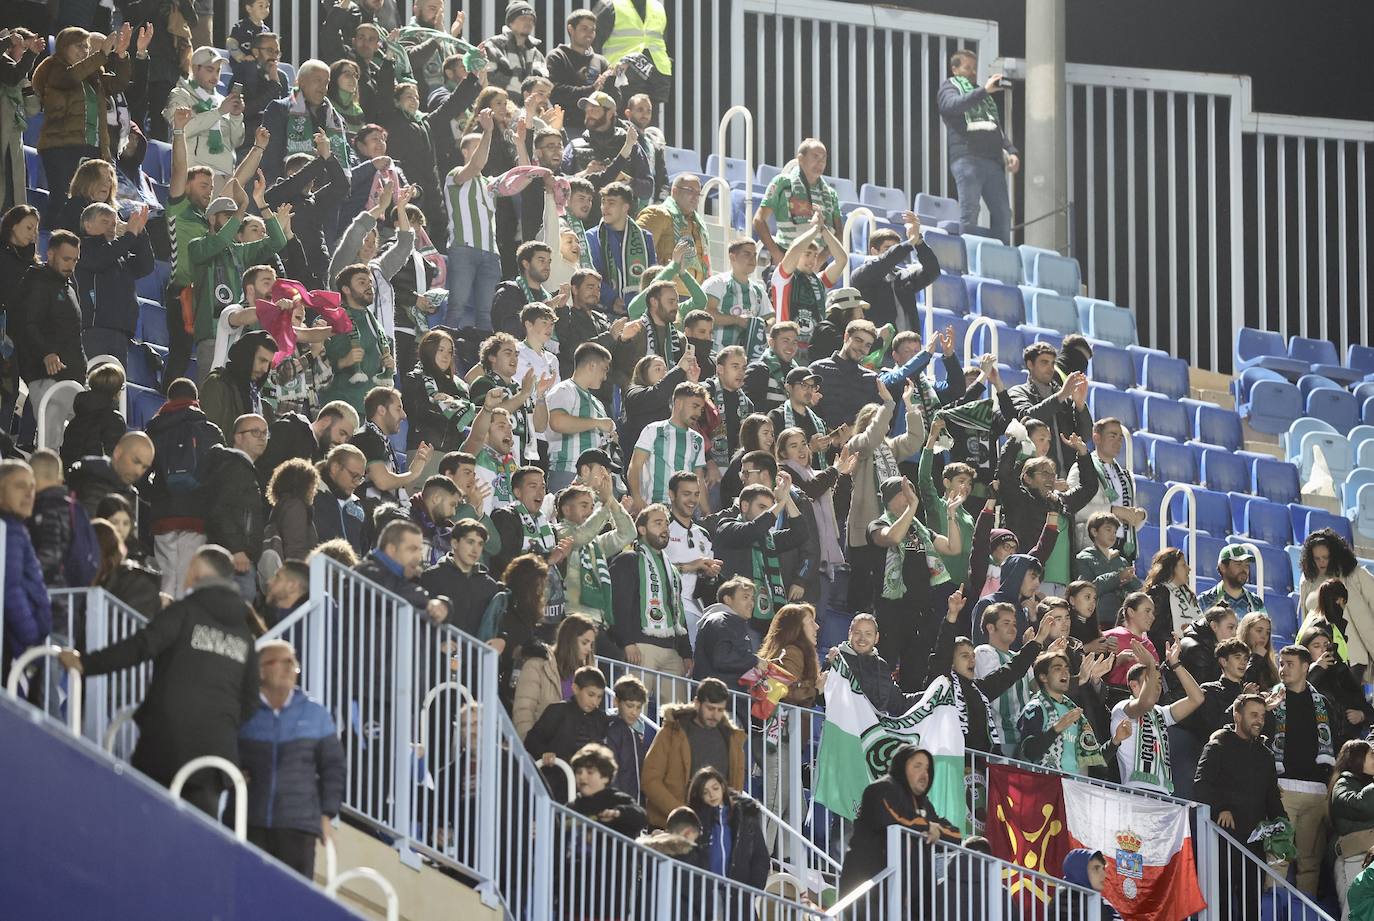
[3,514,51,673]
[238,690,347,836]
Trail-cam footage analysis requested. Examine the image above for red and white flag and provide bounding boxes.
[1062,778,1206,921]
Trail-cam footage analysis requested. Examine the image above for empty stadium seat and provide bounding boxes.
[920,271,970,315]
[1347,424,1374,462]
[1166,484,1231,537]
[26,187,47,212]
[1239,378,1302,435]
[1294,505,1354,546]
[1193,404,1244,452]
[1343,469,1374,515]
[859,183,908,217]
[1132,431,1171,477]
[1235,327,1310,377]
[137,299,169,347]
[1200,447,1250,494]
[922,228,967,274]
[1355,381,1374,406]
[1234,366,1286,405]
[1022,288,1078,335]
[1347,344,1374,379]
[705,154,749,187]
[1251,456,1303,506]
[968,323,1025,368]
[1265,593,1300,638]
[1152,440,1200,483]
[1247,540,1294,593]
[1285,417,1339,461]
[1074,297,1137,347]
[126,383,165,430]
[1023,326,1062,353]
[1298,373,1344,401]
[143,139,172,184]
[756,163,782,188]
[1139,353,1189,400]
[824,174,858,203]
[1088,344,1135,391]
[1239,497,1293,547]
[1135,525,1160,579]
[1126,344,1167,382]
[1141,395,1192,442]
[1134,475,1167,521]
[1289,335,1366,386]
[664,146,703,178]
[1366,396,1374,426]
[1307,387,1360,434]
[961,234,1021,287]
[1090,387,1140,430]
[126,343,166,390]
[1297,430,1353,485]
[965,279,1024,326]
[1018,246,1081,297]
[1355,483,1374,541]
[1166,527,1225,575]
[914,192,960,227]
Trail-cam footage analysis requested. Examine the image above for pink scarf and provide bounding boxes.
[492,165,570,215]
[256,279,352,367]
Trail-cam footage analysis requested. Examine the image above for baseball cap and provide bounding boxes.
[578,91,618,112]
[191,46,225,68]
[1217,545,1255,564]
[825,287,869,312]
[575,448,613,472]
[784,367,821,387]
[205,197,238,217]
[879,476,908,507]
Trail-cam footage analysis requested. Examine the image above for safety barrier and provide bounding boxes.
[45,588,151,745]
[170,755,248,841]
[1201,815,1335,921]
[34,379,82,452]
[326,868,401,921]
[963,315,1002,369]
[840,207,879,285]
[5,645,82,736]
[1161,481,1200,593]
[887,823,1103,919]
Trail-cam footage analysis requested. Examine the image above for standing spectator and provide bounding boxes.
[1239,612,1281,689]
[17,231,85,415]
[558,474,636,634]
[32,27,133,221]
[937,49,1018,243]
[704,346,754,484]
[239,33,290,146]
[975,604,1035,755]
[569,742,647,840]
[546,7,613,135]
[313,444,369,559]
[595,0,673,107]
[515,611,597,736]
[1174,637,1251,796]
[2,459,49,682]
[260,60,354,185]
[849,213,942,332]
[1143,547,1202,660]
[26,450,82,588]
[744,322,802,413]
[544,343,615,493]
[587,181,654,314]
[638,175,710,287]
[354,519,451,622]
[622,93,668,207]
[1073,514,1143,629]
[68,429,154,519]
[202,414,270,600]
[1016,649,1107,775]
[524,664,610,799]
[1006,343,1091,477]
[59,363,129,468]
[702,240,769,356]
[0,30,43,211]
[319,264,385,414]
[1179,604,1240,686]
[420,518,504,641]
[199,330,278,438]
[492,240,558,338]
[1264,644,1341,894]
[257,401,358,485]
[400,329,478,457]
[809,317,882,434]
[239,638,346,878]
[91,518,163,617]
[263,134,349,289]
[58,545,259,815]
[164,47,246,180]
[0,204,39,429]
[714,478,811,637]
[1304,625,1373,740]
[1110,641,1204,794]
[628,381,708,510]
[1299,529,1374,672]
[1066,416,1146,558]
[640,678,746,827]
[484,1,548,97]
[770,219,847,358]
[350,385,431,506]
[395,0,468,107]
[1329,740,1374,919]
[75,202,155,366]
[752,138,841,267]
[609,503,693,679]
[1198,545,1267,616]
[470,332,550,466]
[687,767,769,891]
[767,368,829,471]
[996,439,1098,594]
[260,459,320,583]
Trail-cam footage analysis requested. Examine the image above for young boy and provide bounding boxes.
[604,675,652,803]
[525,666,612,800]
[230,0,273,80]
[1072,512,1143,629]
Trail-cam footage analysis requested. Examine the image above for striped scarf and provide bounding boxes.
[517,507,556,555]
[1272,683,1335,774]
[600,220,649,296]
[782,400,827,470]
[950,75,1000,128]
[576,539,613,625]
[563,215,594,268]
[750,529,787,624]
[664,197,707,278]
[181,79,223,154]
[638,543,686,639]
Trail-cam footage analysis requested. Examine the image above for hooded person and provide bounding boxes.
[971,551,1046,644]
[1053,848,1112,921]
[198,329,279,438]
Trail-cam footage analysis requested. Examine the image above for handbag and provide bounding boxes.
[1336,827,1374,859]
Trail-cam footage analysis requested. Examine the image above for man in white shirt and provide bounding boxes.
[702,239,771,358]
[1066,416,1147,555]
[664,471,720,645]
[211,264,275,368]
[629,380,710,512]
[1110,639,1205,794]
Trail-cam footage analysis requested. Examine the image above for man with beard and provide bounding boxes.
[637,279,687,364]
[473,408,521,515]
[351,386,432,506]
[1065,415,1147,557]
[610,503,693,681]
[744,322,802,412]
[313,444,369,558]
[321,264,387,415]
[1198,545,1268,617]
[558,469,636,636]
[546,8,615,136]
[638,174,711,289]
[492,241,558,338]
[664,472,719,646]
[202,413,271,600]
[256,401,359,489]
[807,318,882,438]
[564,92,652,205]
[554,269,646,405]
[1007,341,1093,477]
[16,232,85,414]
[470,332,551,466]
[199,330,279,439]
[409,476,462,566]
[629,381,710,513]
[396,0,468,106]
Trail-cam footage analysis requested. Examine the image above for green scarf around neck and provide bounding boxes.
[750,528,787,623]
[577,539,613,625]
[638,543,686,638]
[603,220,649,295]
[950,75,1000,128]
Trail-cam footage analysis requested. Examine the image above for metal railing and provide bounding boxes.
[5,645,82,736]
[1200,815,1335,921]
[887,824,1104,919]
[42,588,151,746]
[170,755,248,841]
[1161,482,1200,594]
[841,207,879,285]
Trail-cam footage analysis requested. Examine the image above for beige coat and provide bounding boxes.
[512,652,564,739]
[844,398,926,547]
[1300,566,1374,667]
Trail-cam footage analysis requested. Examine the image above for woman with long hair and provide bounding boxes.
[0,204,40,427]
[1303,578,1353,662]
[54,156,117,233]
[687,766,770,893]
[1301,623,1374,734]
[499,553,547,709]
[401,329,476,459]
[1101,592,1159,691]
[327,59,366,141]
[622,352,691,454]
[95,492,148,563]
[756,603,825,844]
[260,458,320,585]
[719,413,776,509]
[1301,529,1374,672]
[513,612,597,739]
[1142,547,1201,659]
[91,517,162,616]
[1330,739,1374,917]
[774,427,852,607]
[1238,611,1280,688]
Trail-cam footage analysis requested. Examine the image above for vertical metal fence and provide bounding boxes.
[1202,816,1335,921]
[45,588,152,750]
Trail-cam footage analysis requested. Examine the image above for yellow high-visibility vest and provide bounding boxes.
[601,0,673,77]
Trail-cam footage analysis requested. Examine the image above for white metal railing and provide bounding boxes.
[963,315,1001,369]
[327,867,400,921]
[44,588,150,745]
[1160,481,1200,594]
[1201,816,1335,921]
[699,174,736,269]
[34,379,82,452]
[5,645,82,736]
[102,704,138,756]
[170,755,248,841]
[719,104,755,217]
[841,207,878,285]
[1122,427,1135,483]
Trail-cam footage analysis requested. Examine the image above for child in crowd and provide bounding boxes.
[230,0,273,81]
[604,674,654,804]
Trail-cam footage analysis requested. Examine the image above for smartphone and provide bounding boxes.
[230,82,244,96]
[997,77,1012,89]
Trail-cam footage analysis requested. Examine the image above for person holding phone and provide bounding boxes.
[164,46,246,180]
[937,48,1018,244]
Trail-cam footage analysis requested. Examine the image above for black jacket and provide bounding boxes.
[809,351,878,434]
[622,365,686,455]
[354,551,434,611]
[144,399,225,527]
[59,390,128,467]
[937,77,1018,164]
[1193,727,1287,842]
[313,484,367,558]
[570,785,647,840]
[609,548,694,658]
[524,699,612,764]
[103,559,163,617]
[544,44,610,135]
[0,240,36,323]
[81,578,259,785]
[1178,677,1244,743]
[1178,617,1224,685]
[255,412,321,489]
[18,264,86,384]
[68,456,139,521]
[712,512,810,622]
[238,61,290,143]
[263,154,350,289]
[491,279,545,339]
[201,445,268,559]
[849,239,941,330]
[564,124,653,203]
[1006,378,1094,477]
[691,607,760,688]
[420,558,503,640]
[743,352,796,413]
[76,229,155,334]
[839,647,916,717]
[997,448,1098,559]
[400,365,474,453]
[698,797,771,890]
[930,615,1042,753]
[27,485,75,588]
[1311,658,1374,738]
[555,304,643,406]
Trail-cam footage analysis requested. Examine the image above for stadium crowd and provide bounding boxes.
[4,1,1374,917]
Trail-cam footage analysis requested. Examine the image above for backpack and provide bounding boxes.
[64,494,100,588]
[153,417,213,495]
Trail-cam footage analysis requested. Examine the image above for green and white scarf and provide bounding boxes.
[878,511,949,600]
[950,75,1001,129]
[788,271,825,345]
[563,215,594,268]
[182,79,224,154]
[638,543,686,639]
[284,90,351,164]
[954,671,1001,747]
[517,506,556,555]
[396,22,474,90]
[576,541,613,625]
[1027,691,1104,772]
[81,81,101,148]
[1272,683,1336,773]
[871,441,901,508]
[477,446,517,505]
[665,196,707,278]
[425,374,477,428]
[750,527,788,624]
[601,220,650,296]
[1,79,28,133]
[1128,706,1173,792]
[782,400,827,471]
[1093,455,1138,559]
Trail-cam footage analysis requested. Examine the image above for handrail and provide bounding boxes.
[254,597,319,646]
[34,379,82,451]
[170,755,248,842]
[972,748,1201,810]
[840,207,878,285]
[547,757,576,805]
[699,174,735,270]
[718,104,754,225]
[1202,815,1336,920]
[1121,428,1135,486]
[416,680,474,754]
[963,315,1001,368]
[1230,540,1268,600]
[327,867,400,921]
[101,704,138,754]
[824,866,894,917]
[5,644,82,737]
[86,353,129,418]
[1160,482,1200,594]
[324,836,338,886]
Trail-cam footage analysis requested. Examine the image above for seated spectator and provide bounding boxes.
[687,766,769,890]
[92,517,163,617]
[68,430,154,519]
[605,675,651,804]
[1,459,49,682]
[239,638,346,878]
[26,449,86,589]
[640,678,746,828]
[692,577,761,688]
[420,518,504,643]
[164,47,245,180]
[525,664,611,800]
[59,362,129,467]
[1056,849,1113,921]
[569,742,647,839]
[260,458,320,586]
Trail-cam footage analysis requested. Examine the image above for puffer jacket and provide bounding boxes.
[3,513,51,674]
[201,445,267,560]
[641,703,746,828]
[511,650,563,739]
[59,390,128,467]
[75,228,155,335]
[1178,616,1223,685]
[238,690,346,836]
[32,49,131,157]
[808,350,878,435]
[1333,771,1374,839]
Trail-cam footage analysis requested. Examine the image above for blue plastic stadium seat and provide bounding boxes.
[1355,382,1374,406]
[1087,344,1135,391]
[1018,247,1082,297]
[1023,326,1062,353]
[1343,469,1374,516]
[1193,404,1244,453]
[126,383,165,430]
[859,183,908,216]
[1239,379,1302,435]
[1297,430,1353,485]
[965,279,1024,326]
[1166,527,1225,574]
[1347,344,1374,378]
[1074,297,1137,347]
[136,299,169,347]
[1307,388,1360,434]
[1246,541,1294,594]
[1153,440,1200,484]
[1142,394,1192,442]
[705,154,749,188]
[1139,353,1189,400]
[143,139,172,184]
[1235,327,1311,378]
[1290,335,1366,386]
[1166,484,1231,538]
[1132,432,1171,478]
[1022,288,1079,336]
[136,260,170,302]
[1347,425,1374,463]
[664,146,703,178]
[1285,417,1339,461]
[915,192,960,228]
[1134,476,1167,522]
[126,343,167,389]
[1265,593,1299,638]
[920,271,970,316]
[922,228,967,275]
[1360,439,1374,471]
[960,234,1021,287]
[1250,456,1302,506]
[1201,447,1250,494]
[1235,366,1286,406]
[823,174,858,203]
[1135,525,1160,579]
[1355,484,1374,542]
[1127,345,1168,382]
[1241,497,1293,547]
[968,323,1025,368]
[26,187,47,212]
[1365,397,1374,426]
[23,110,42,145]
[1295,505,1355,546]
[1298,373,1344,401]
[1089,387,1140,431]
[755,163,782,188]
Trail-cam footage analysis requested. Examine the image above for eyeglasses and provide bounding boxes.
[237,428,269,438]
[342,466,366,484]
